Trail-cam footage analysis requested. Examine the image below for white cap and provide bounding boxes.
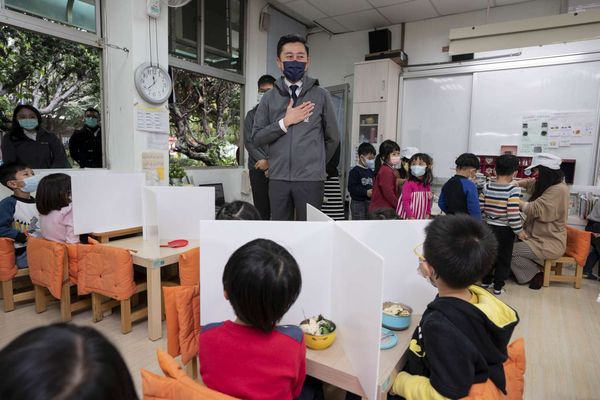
[526,153,562,171]
[401,147,419,159]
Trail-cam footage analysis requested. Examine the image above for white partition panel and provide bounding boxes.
[332,225,384,400]
[199,221,334,326]
[147,186,214,241]
[71,172,144,234]
[307,204,334,222]
[338,220,436,314]
[142,187,159,245]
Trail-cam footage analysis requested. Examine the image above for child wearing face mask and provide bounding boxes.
[0,163,41,268]
[396,153,433,220]
[35,173,79,244]
[348,143,376,220]
[369,140,402,211]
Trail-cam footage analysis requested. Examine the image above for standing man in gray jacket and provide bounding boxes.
[244,74,276,220]
[252,34,340,221]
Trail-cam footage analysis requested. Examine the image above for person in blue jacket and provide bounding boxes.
[438,153,481,219]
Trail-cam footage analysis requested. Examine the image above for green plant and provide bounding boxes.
[169,160,186,179]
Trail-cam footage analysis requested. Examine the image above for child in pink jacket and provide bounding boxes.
[397,153,433,220]
[37,173,79,244]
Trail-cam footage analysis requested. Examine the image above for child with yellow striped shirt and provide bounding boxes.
[480,154,527,295]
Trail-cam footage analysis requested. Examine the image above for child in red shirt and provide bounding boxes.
[369,140,402,211]
[198,239,305,400]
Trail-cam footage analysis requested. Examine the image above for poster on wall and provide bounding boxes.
[142,151,166,185]
[548,111,595,145]
[135,104,169,133]
[521,114,549,154]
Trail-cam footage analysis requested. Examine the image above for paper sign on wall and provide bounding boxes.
[135,105,169,133]
[142,151,166,185]
[548,111,595,145]
[521,114,549,154]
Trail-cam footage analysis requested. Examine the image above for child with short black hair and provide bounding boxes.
[0,162,40,267]
[481,154,525,294]
[391,214,519,399]
[438,153,481,219]
[396,153,433,220]
[348,142,376,220]
[36,173,79,244]
[216,200,262,220]
[198,239,305,400]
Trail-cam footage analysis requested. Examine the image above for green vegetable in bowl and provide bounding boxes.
[300,314,336,336]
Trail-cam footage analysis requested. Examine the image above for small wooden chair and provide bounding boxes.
[543,227,591,289]
[27,237,91,321]
[77,242,148,334]
[0,238,35,312]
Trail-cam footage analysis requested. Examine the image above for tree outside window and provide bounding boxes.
[0,24,101,164]
[169,67,241,168]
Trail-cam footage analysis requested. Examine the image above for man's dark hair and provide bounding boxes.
[455,153,480,169]
[277,34,309,57]
[85,108,100,116]
[358,143,376,157]
[36,173,72,215]
[495,154,519,177]
[257,74,276,88]
[0,162,30,188]
[0,323,138,400]
[424,214,498,289]
[223,239,302,333]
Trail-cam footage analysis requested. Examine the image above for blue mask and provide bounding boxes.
[20,175,41,193]
[85,117,98,128]
[365,159,375,170]
[18,118,38,130]
[411,165,427,177]
[282,61,306,83]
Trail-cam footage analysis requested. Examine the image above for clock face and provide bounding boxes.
[135,64,173,104]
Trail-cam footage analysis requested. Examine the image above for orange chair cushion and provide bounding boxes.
[66,244,79,285]
[163,285,201,364]
[175,285,200,365]
[141,350,236,400]
[461,338,526,400]
[0,238,17,281]
[77,244,136,300]
[163,286,181,358]
[27,237,66,300]
[179,247,200,286]
[565,226,592,267]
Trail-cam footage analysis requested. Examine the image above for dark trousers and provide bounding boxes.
[350,200,370,220]
[269,180,324,221]
[483,225,515,288]
[583,236,600,274]
[249,168,270,220]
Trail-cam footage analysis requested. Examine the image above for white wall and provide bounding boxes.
[307,0,562,88]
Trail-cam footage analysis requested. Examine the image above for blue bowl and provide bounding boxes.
[382,302,412,331]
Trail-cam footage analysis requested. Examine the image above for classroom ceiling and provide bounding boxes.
[270,0,535,34]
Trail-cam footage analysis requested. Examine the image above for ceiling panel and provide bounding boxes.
[494,0,536,5]
[307,0,372,16]
[314,17,350,34]
[379,0,439,24]
[430,0,490,15]
[284,0,328,21]
[333,9,389,31]
[368,0,414,7]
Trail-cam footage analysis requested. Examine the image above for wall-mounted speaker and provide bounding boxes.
[368,29,391,54]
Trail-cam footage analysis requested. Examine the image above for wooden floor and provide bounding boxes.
[1,276,599,399]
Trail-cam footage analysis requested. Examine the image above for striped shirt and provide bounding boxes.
[322,176,345,220]
[481,182,522,233]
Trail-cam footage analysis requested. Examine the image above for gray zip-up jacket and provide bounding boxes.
[252,76,340,182]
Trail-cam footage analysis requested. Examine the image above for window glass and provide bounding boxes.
[6,0,97,33]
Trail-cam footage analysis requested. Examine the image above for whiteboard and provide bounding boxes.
[469,61,600,185]
[399,74,473,179]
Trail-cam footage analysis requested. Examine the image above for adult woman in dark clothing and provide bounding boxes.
[1,104,71,168]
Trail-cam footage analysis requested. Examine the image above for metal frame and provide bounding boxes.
[168,0,247,169]
[0,1,101,48]
[325,83,351,202]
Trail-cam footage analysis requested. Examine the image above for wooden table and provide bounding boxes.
[90,226,143,243]
[306,317,419,399]
[106,237,199,341]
